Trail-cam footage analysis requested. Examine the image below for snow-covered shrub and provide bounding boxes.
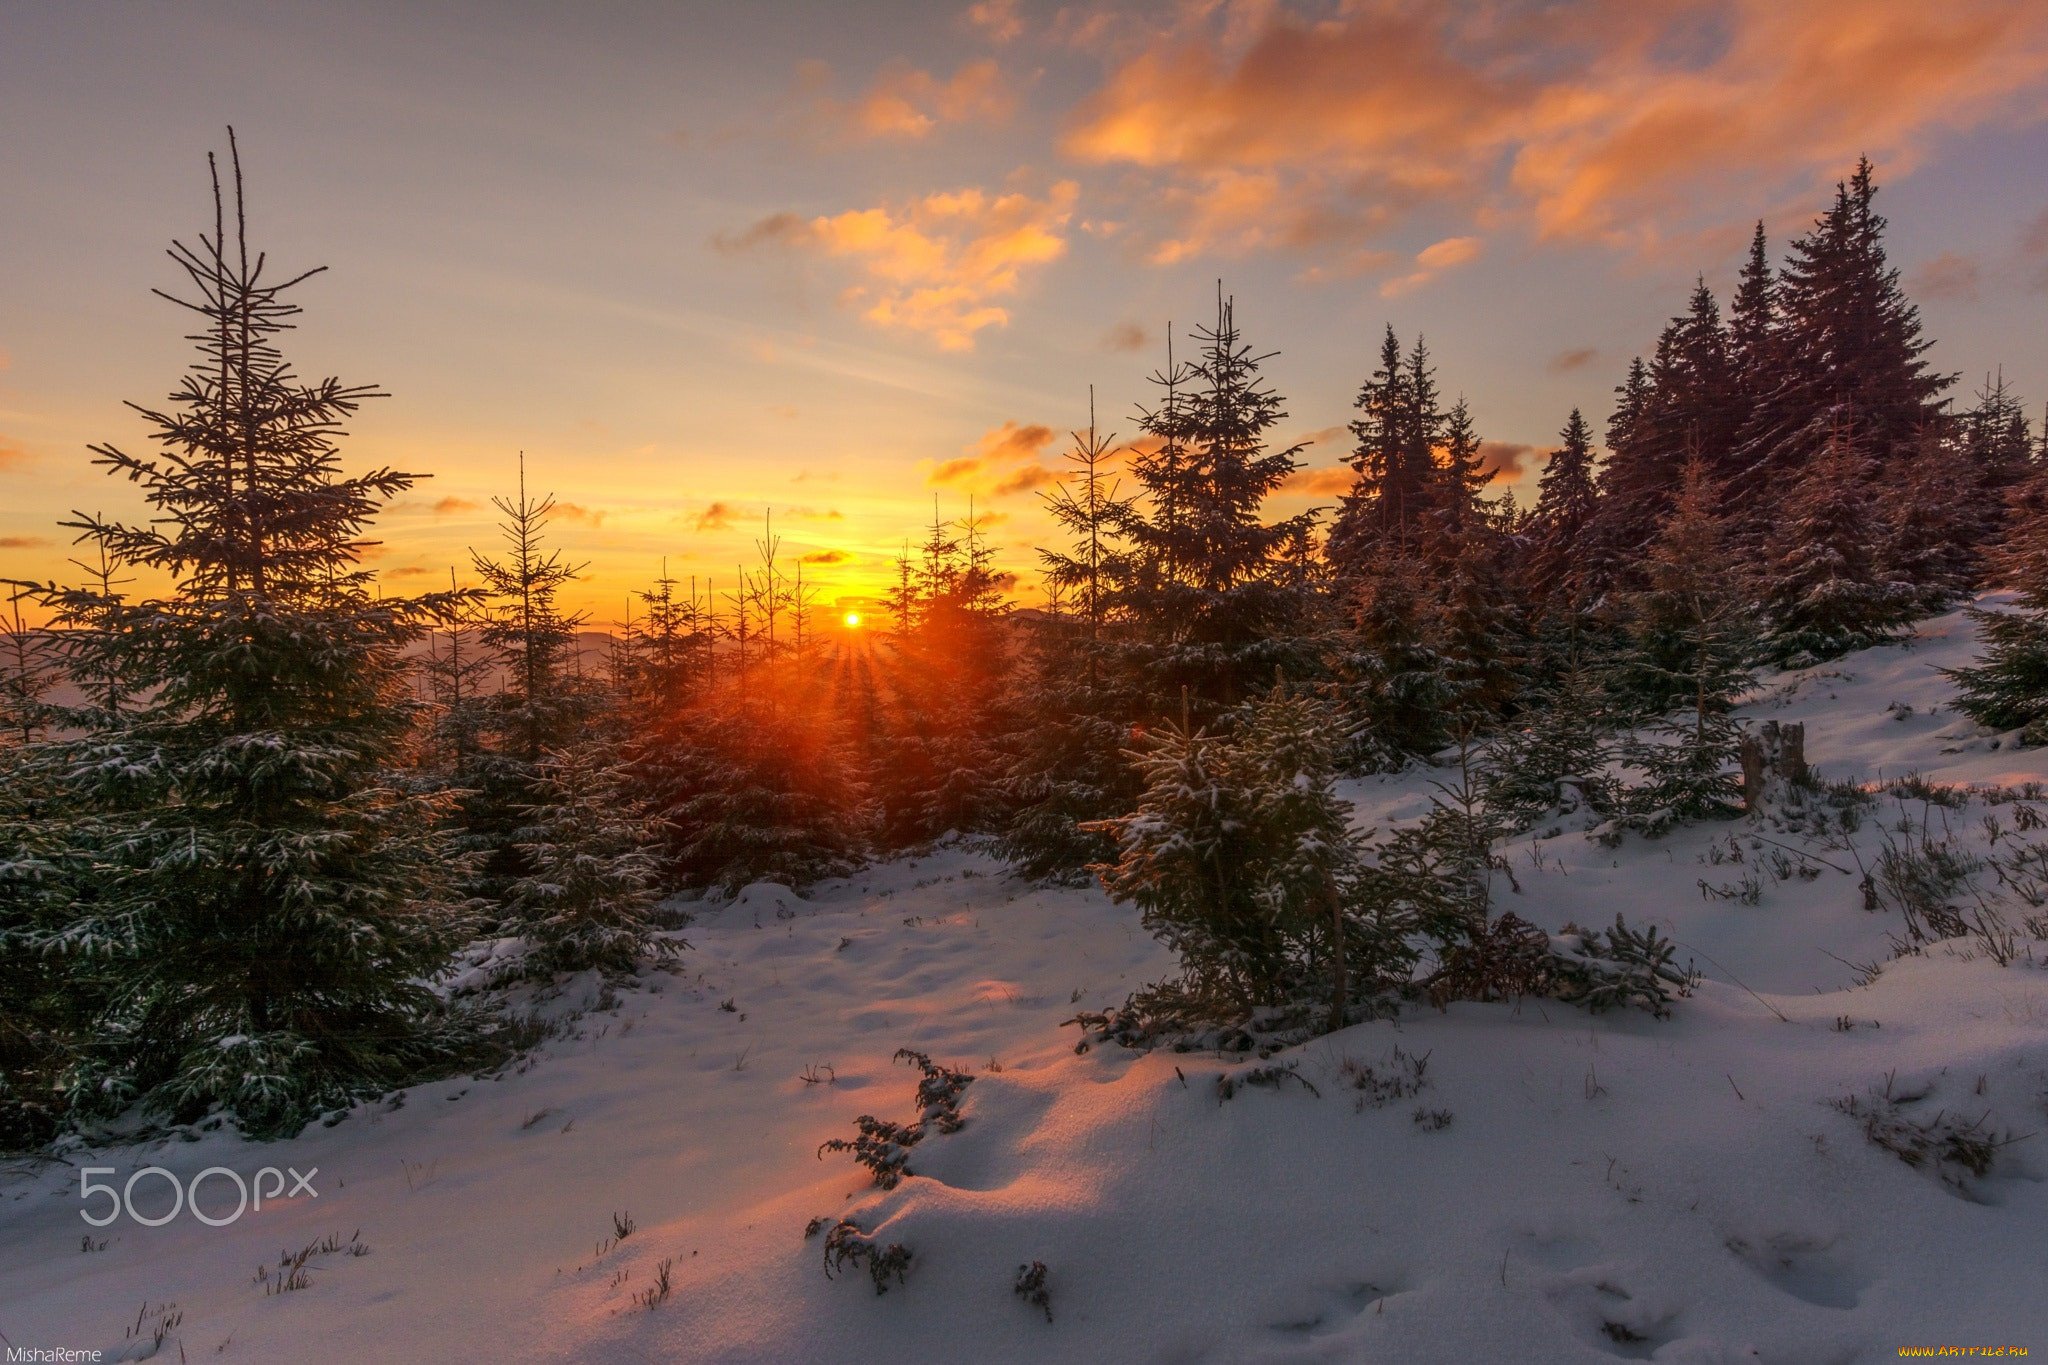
[821,1219,912,1295]
[1425,911,1558,1008]
[817,1049,974,1189]
[1550,916,1697,1018]
[1013,1261,1052,1322]
[1832,1078,2029,1196]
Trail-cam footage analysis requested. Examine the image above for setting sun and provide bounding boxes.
[843,611,862,628]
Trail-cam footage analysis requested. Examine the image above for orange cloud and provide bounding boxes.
[931,420,1060,496]
[789,505,845,521]
[801,549,854,565]
[0,535,53,549]
[1281,465,1353,497]
[724,181,1078,349]
[1380,236,1483,298]
[966,0,1022,43]
[1548,347,1599,374]
[1102,321,1151,353]
[1910,251,1981,302]
[1062,1,2048,259]
[554,503,606,527]
[433,496,481,516]
[1477,441,1537,483]
[695,501,737,532]
[0,437,27,469]
[798,58,1014,143]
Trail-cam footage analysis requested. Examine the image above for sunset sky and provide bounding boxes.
[6,0,2048,621]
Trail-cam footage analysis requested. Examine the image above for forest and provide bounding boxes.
[3,137,2047,1165]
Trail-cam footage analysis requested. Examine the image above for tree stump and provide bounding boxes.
[1739,720,1809,813]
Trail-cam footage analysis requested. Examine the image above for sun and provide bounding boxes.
[843,611,861,628]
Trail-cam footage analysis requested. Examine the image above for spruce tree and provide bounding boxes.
[1000,397,1141,881]
[1757,422,1914,664]
[1736,160,1951,527]
[1946,458,2048,743]
[1119,292,1315,720]
[24,135,474,1134]
[501,741,678,978]
[1520,408,1600,625]
[1615,462,1755,830]
[1086,686,1414,1031]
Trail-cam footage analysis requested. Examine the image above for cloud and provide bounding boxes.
[553,503,606,526]
[966,0,1023,43]
[1548,347,1599,374]
[2020,208,2048,289]
[0,535,52,549]
[714,212,809,254]
[1910,251,1982,302]
[0,437,27,469]
[722,181,1078,349]
[801,548,854,565]
[798,58,1015,143]
[1281,465,1353,496]
[931,420,1059,495]
[1477,440,1537,483]
[433,496,480,516]
[695,501,737,532]
[1380,236,1483,297]
[384,565,435,579]
[789,505,845,521]
[1060,1,2048,261]
[1102,321,1151,352]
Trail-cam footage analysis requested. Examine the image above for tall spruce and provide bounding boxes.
[24,134,474,1134]
[1119,291,1315,719]
[1757,422,1915,664]
[1000,396,1141,881]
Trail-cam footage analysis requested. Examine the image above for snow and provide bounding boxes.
[5,601,2047,1362]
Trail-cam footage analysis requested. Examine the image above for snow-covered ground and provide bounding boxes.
[6,602,2047,1363]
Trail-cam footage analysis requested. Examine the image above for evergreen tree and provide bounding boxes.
[1591,282,1738,580]
[461,459,598,899]
[1119,292,1316,720]
[1736,159,1951,521]
[1520,408,1600,623]
[1728,221,1781,419]
[501,741,678,977]
[1341,546,1454,764]
[1882,419,1980,611]
[1946,458,2048,743]
[1328,326,1447,568]
[1000,398,1141,881]
[23,135,474,1134]
[1757,422,1915,664]
[1614,462,1755,830]
[1086,686,1414,1031]
[0,594,57,745]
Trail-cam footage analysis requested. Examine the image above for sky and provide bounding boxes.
[5,0,2048,622]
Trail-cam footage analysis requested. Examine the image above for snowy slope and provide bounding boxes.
[4,601,2047,1364]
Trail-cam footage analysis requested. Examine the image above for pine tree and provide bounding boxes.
[1086,686,1414,1031]
[1328,325,1443,567]
[1341,546,1454,764]
[0,594,57,745]
[1736,160,1951,525]
[461,459,598,898]
[1000,396,1141,881]
[1591,282,1738,579]
[1728,221,1781,420]
[1757,422,1915,664]
[1520,408,1600,624]
[1882,419,1980,611]
[23,134,474,1134]
[1614,462,1755,830]
[501,742,678,977]
[1946,458,2048,743]
[1119,291,1316,720]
